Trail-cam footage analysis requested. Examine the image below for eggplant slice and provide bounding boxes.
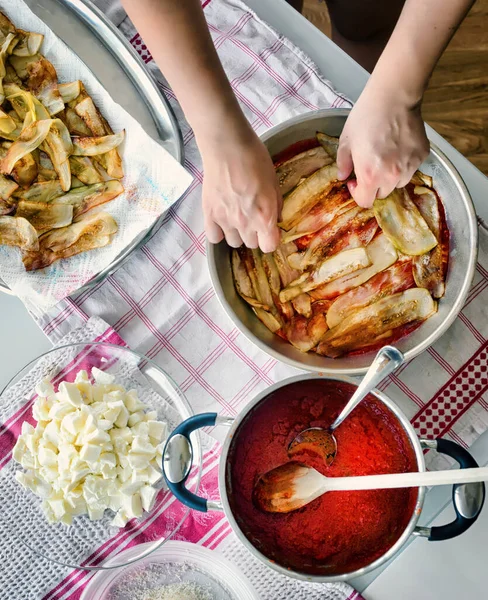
[275,145,331,195]
[15,200,73,233]
[0,215,38,251]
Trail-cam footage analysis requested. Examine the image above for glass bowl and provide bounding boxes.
[0,342,201,570]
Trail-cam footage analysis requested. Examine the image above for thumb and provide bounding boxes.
[337,141,353,181]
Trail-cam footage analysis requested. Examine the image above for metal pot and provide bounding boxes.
[163,375,485,582]
[207,108,478,375]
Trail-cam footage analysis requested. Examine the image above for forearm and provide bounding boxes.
[366,0,475,105]
[121,0,251,148]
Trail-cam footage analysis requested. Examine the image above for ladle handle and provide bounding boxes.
[330,346,404,431]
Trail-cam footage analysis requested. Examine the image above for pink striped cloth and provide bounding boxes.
[19,0,488,597]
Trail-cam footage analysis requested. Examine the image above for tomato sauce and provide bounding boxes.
[272,138,320,168]
[227,379,418,575]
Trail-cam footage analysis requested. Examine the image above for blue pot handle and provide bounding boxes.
[418,438,485,541]
[162,412,232,512]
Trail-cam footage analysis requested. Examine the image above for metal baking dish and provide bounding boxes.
[0,0,183,295]
[208,108,478,375]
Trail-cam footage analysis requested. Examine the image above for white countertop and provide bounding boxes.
[2,1,488,598]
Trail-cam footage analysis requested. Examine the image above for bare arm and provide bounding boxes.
[338,0,475,207]
[121,0,281,252]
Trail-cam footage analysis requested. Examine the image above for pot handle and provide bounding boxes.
[414,438,486,541]
[162,412,233,512]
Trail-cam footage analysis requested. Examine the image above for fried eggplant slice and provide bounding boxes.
[68,156,103,185]
[410,170,433,188]
[9,53,64,116]
[58,81,81,104]
[317,288,436,358]
[15,200,73,233]
[292,293,312,318]
[275,146,331,195]
[310,234,398,300]
[285,313,328,352]
[326,260,415,328]
[262,252,294,318]
[273,242,300,287]
[279,164,339,231]
[0,172,18,200]
[374,188,438,256]
[55,180,124,218]
[231,248,268,309]
[280,247,371,302]
[41,118,73,191]
[316,131,339,160]
[64,107,92,137]
[13,179,64,203]
[0,215,38,251]
[0,119,52,174]
[72,130,125,156]
[0,108,16,136]
[412,186,445,298]
[0,12,15,40]
[11,152,37,187]
[300,206,373,268]
[282,187,354,244]
[253,307,282,334]
[11,30,44,57]
[23,212,117,270]
[74,96,123,178]
[0,32,16,104]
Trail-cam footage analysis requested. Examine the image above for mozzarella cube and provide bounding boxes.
[111,510,129,528]
[127,452,151,470]
[128,412,144,427]
[116,452,129,468]
[76,381,93,404]
[131,421,149,438]
[58,382,83,408]
[120,480,144,496]
[35,379,55,398]
[145,410,157,421]
[21,422,35,436]
[13,439,27,463]
[88,505,105,521]
[103,406,121,424]
[61,411,84,437]
[124,390,146,413]
[140,485,158,512]
[43,420,62,446]
[114,406,129,429]
[38,446,57,467]
[147,464,162,485]
[48,498,66,520]
[84,428,111,446]
[132,468,149,484]
[99,452,116,468]
[92,367,115,385]
[25,434,40,456]
[123,493,143,519]
[131,436,156,458]
[98,419,112,431]
[147,421,167,442]
[80,444,102,464]
[101,465,117,480]
[32,397,51,422]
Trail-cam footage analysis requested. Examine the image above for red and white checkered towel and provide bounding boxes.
[23,0,488,597]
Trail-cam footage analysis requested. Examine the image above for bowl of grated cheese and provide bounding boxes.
[0,342,202,570]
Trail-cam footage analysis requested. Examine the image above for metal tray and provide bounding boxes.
[0,0,184,295]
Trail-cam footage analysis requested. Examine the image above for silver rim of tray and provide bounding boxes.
[0,0,184,296]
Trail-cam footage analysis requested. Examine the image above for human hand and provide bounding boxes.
[199,125,282,253]
[337,89,429,208]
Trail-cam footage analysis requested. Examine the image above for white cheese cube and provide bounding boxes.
[140,485,158,512]
[80,444,102,464]
[84,428,111,445]
[111,510,129,528]
[145,410,157,421]
[88,505,105,521]
[124,390,146,413]
[99,452,116,468]
[76,381,93,405]
[57,451,72,473]
[128,412,144,427]
[147,421,167,442]
[98,419,112,431]
[21,422,35,436]
[131,421,149,438]
[48,498,66,520]
[38,446,58,467]
[60,513,73,526]
[43,420,62,446]
[116,452,129,468]
[103,406,121,424]
[90,401,107,417]
[65,494,87,515]
[58,382,83,408]
[25,434,40,456]
[12,439,27,463]
[48,401,75,422]
[120,480,144,496]
[114,406,129,428]
[101,465,117,480]
[109,494,123,512]
[131,436,156,458]
[123,493,143,519]
[74,370,89,383]
[92,367,115,385]
[117,464,132,483]
[40,466,59,482]
[35,379,55,398]
[132,468,149,484]
[42,500,56,524]
[127,452,151,470]
[32,398,51,422]
[61,411,84,437]
[20,451,36,470]
[147,464,162,485]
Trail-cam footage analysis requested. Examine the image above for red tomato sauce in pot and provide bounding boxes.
[226,379,418,575]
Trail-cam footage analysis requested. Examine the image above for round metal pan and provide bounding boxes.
[208,108,478,375]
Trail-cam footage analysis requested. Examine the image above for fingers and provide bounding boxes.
[348,178,378,208]
[337,141,353,181]
[223,227,244,248]
[240,230,259,249]
[204,217,225,245]
[257,224,281,254]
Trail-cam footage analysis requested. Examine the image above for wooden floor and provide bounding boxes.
[302,0,488,176]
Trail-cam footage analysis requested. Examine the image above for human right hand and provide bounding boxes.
[337,87,430,208]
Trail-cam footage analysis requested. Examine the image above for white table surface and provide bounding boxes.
[2,1,488,598]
